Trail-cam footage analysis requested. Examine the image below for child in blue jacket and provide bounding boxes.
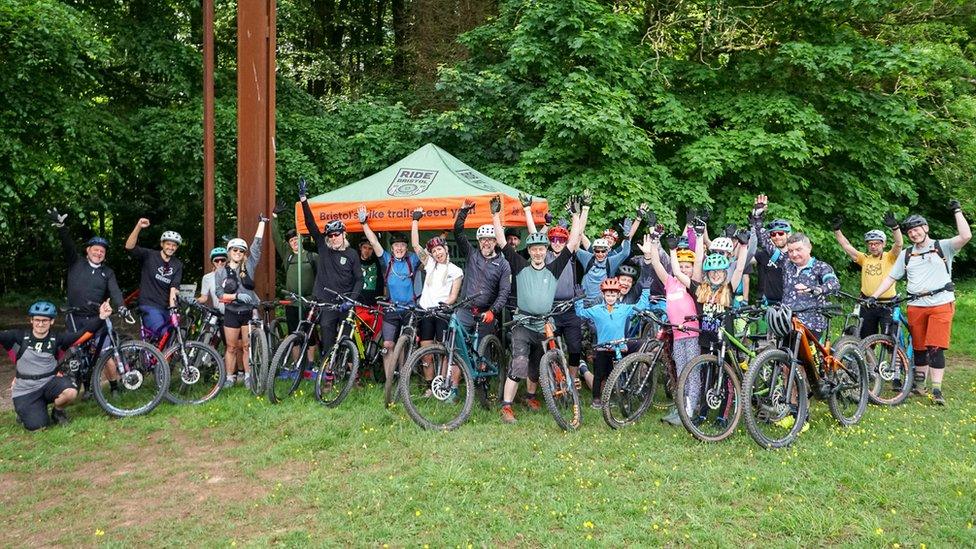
[575,278,651,408]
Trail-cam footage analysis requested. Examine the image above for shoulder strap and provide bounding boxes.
[15,334,56,362]
[904,242,949,274]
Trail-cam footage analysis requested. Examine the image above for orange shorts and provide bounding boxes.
[907,302,955,351]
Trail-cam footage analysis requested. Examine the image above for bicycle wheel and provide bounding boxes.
[742,347,808,449]
[475,334,505,411]
[676,354,742,443]
[265,333,308,404]
[385,335,412,406]
[398,343,474,430]
[269,317,289,351]
[163,341,225,405]
[247,325,269,396]
[861,334,912,406]
[601,352,656,429]
[827,338,869,426]
[315,338,360,407]
[93,340,169,418]
[539,349,582,431]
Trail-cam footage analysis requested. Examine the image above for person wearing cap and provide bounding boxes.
[504,227,521,250]
[125,217,184,338]
[451,199,511,337]
[868,202,971,405]
[749,194,791,306]
[832,212,903,338]
[493,194,586,424]
[2,300,111,430]
[198,247,228,313]
[271,204,320,357]
[214,215,268,388]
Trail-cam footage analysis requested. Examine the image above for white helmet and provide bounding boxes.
[160,231,183,245]
[709,237,734,254]
[476,224,496,239]
[864,230,886,243]
[227,238,248,251]
[592,238,611,250]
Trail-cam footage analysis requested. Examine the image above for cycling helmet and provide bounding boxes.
[602,228,619,243]
[227,238,248,252]
[864,229,887,243]
[210,247,228,260]
[160,231,183,245]
[675,250,696,263]
[592,238,611,251]
[548,226,569,240]
[86,236,109,249]
[702,253,730,272]
[600,277,621,292]
[525,232,550,248]
[767,219,792,233]
[901,214,927,231]
[709,237,734,254]
[426,236,447,252]
[765,305,793,339]
[616,264,639,280]
[285,228,298,240]
[676,236,690,250]
[325,220,345,234]
[389,232,408,245]
[476,224,496,239]
[28,301,57,319]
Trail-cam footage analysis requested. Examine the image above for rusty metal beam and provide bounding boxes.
[202,0,215,271]
[237,0,277,298]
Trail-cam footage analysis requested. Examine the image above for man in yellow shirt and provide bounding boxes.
[833,212,903,338]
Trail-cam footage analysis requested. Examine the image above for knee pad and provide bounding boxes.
[913,352,928,367]
[568,352,581,368]
[927,347,946,370]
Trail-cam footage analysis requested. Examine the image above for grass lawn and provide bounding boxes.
[1,283,975,546]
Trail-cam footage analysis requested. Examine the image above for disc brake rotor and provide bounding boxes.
[430,375,451,401]
[181,366,201,385]
[122,369,144,390]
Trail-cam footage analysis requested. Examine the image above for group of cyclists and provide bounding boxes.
[4,180,971,441]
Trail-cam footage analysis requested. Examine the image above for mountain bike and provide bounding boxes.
[742,302,869,449]
[159,299,226,405]
[856,295,914,406]
[382,302,421,407]
[506,299,583,431]
[61,307,170,417]
[265,293,325,403]
[399,294,505,430]
[675,306,768,443]
[313,289,382,408]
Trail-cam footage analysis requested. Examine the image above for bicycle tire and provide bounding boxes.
[315,338,360,407]
[265,333,307,404]
[742,347,809,449]
[675,354,742,443]
[247,325,270,396]
[827,337,869,426]
[475,334,505,411]
[93,340,170,418]
[860,333,913,406]
[398,343,474,430]
[385,334,412,406]
[600,352,657,429]
[163,341,225,405]
[539,349,582,431]
[269,317,289,351]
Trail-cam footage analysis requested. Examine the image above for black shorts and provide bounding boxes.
[13,376,76,431]
[419,316,447,342]
[223,308,252,329]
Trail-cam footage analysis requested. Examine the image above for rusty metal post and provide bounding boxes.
[237,0,276,298]
[202,0,215,271]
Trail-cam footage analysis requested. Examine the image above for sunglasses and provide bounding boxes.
[550,237,568,244]
[213,258,227,264]
[327,232,343,238]
[769,231,787,237]
[593,248,609,253]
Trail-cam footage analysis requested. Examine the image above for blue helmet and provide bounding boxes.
[210,247,228,260]
[767,219,792,233]
[703,253,730,272]
[86,236,109,249]
[28,301,57,319]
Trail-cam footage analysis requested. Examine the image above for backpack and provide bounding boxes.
[14,333,58,362]
[384,255,419,301]
[903,240,949,274]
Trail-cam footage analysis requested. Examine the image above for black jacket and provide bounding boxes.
[59,226,124,316]
[300,200,363,302]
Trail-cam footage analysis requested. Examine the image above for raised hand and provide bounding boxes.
[621,217,634,236]
[412,207,424,221]
[831,216,843,231]
[724,223,737,238]
[883,211,899,229]
[752,194,768,217]
[298,177,308,199]
[664,234,678,250]
[649,223,665,239]
[273,199,287,216]
[46,208,67,227]
[518,192,533,208]
[357,205,368,224]
[137,218,151,229]
[489,195,502,215]
[637,234,654,255]
[735,229,750,245]
[580,189,593,207]
[949,198,962,213]
[460,199,475,211]
[258,213,269,223]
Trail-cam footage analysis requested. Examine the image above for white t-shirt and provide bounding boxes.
[418,256,463,309]
[199,272,225,313]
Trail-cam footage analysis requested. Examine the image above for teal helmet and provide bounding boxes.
[702,253,730,272]
[525,232,550,248]
[28,301,57,319]
[767,219,792,233]
[210,247,228,260]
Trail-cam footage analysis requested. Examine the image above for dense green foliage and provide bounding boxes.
[1,0,974,295]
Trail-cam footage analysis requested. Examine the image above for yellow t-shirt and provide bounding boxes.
[856,250,897,298]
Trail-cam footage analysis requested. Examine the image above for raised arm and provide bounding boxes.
[882,211,904,256]
[948,199,972,251]
[641,235,670,285]
[453,200,474,259]
[729,234,749,290]
[270,214,288,260]
[358,205,386,257]
[490,195,505,249]
[411,207,428,263]
[125,218,150,251]
[832,218,860,262]
[692,229,704,283]
[519,193,537,234]
[568,191,591,252]
[56,222,78,265]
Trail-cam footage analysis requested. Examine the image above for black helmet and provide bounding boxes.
[285,228,298,240]
[765,305,793,339]
[388,232,408,245]
[900,214,927,232]
[617,264,639,280]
